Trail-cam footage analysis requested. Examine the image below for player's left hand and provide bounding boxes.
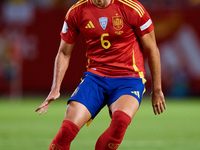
[151,90,167,115]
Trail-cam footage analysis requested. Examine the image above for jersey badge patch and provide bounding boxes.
[99,17,108,30]
[62,21,68,34]
[112,15,123,30]
[140,19,152,31]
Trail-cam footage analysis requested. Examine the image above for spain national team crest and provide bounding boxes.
[112,15,123,30]
[99,17,108,30]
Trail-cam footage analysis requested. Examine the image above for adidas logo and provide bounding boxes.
[131,91,140,98]
[85,21,95,28]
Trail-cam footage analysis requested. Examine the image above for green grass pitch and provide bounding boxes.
[0,96,200,150]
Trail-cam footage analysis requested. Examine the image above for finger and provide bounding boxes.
[45,105,49,114]
[160,103,164,113]
[153,105,157,115]
[156,105,161,114]
[35,104,45,112]
[163,102,167,110]
[35,107,41,112]
[39,108,45,115]
[35,101,49,112]
[40,103,50,114]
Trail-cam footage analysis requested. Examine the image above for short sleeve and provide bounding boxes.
[129,1,154,37]
[60,8,80,44]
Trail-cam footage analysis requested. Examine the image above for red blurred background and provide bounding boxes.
[0,0,200,98]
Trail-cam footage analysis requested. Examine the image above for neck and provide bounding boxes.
[92,0,111,7]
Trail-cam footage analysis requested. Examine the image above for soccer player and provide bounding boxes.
[35,0,167,149]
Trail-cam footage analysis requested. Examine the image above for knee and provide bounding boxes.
[111,110,132,128]
[64,101,92,129]
[95,110,132,150]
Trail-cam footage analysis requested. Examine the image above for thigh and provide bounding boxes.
[108,77,145,106]
[109,95,139,119]
[65,101,92,129]
[108,77,145,118]
[68,73,107,123]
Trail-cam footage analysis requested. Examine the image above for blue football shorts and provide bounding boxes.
[69,72,146,119]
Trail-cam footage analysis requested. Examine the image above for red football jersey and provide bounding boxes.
[61,0,154,78]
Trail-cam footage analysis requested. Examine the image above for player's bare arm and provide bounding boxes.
[140,30,167,115]
[35,39,75,115]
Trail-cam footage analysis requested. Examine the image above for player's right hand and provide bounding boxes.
[35,89,60,115]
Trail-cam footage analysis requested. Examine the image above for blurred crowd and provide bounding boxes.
[0,0,75,10]
[0,0,200,98]
[0,0,198,27]
[140,0,200,11]
[0,0,199,11]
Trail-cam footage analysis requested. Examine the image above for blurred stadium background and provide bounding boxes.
[1,0,200,97]
[0,0,200,150]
